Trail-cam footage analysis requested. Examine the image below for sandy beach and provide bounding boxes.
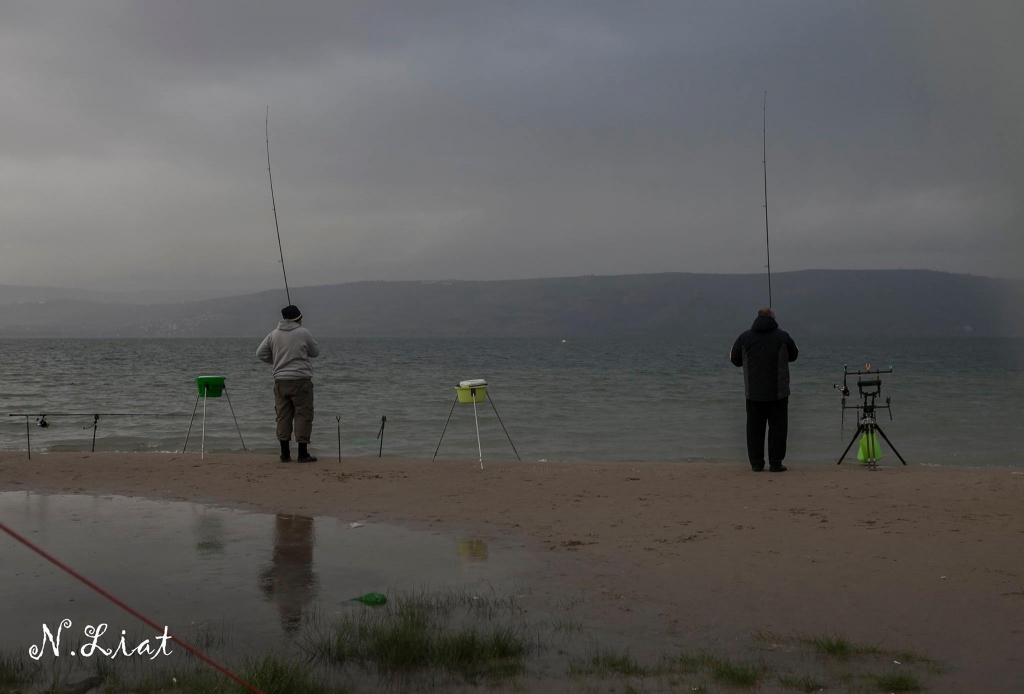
[2,452,1022,691]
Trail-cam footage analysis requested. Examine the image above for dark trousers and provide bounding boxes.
[745,397,788,469]
[274,379,314,444]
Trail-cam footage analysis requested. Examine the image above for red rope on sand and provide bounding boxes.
[0,519,263,694]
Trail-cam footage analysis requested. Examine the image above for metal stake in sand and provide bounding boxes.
[336,415,342,463]
[471,390,483,469]
[376,415,386,459]
[89,414,100,452]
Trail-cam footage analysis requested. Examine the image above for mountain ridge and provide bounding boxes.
[1,270,1021,338]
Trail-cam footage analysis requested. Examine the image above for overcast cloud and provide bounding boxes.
[0,1,1021,298]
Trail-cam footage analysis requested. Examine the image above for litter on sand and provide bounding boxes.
[349,592,387,606]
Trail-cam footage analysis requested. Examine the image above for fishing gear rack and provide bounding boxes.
[182,376,246,460]
[432,380,520,469]
[833,365,907,470]
[7,413,186,459]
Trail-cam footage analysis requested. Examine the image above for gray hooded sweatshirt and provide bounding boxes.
[256,320,320,380]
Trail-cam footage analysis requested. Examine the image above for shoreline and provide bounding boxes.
[6,446,1023,470]
[2,452,1023,689]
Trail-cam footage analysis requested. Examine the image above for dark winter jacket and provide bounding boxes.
[730,316,799,401]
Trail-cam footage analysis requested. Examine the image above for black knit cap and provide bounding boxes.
[281,305,302,320]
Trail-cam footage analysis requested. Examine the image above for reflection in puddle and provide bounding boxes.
[258,513,317,633]
[0,492,534,654]
[456,539,489,563]
[193,511,226,554]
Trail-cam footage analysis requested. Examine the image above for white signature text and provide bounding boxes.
[29,620,174,660]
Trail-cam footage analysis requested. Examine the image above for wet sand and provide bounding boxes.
[2,452,1022,690]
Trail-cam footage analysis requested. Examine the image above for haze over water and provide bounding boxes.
[1,337,1021,467]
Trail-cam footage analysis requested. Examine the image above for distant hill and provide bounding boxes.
[0,284,217,305]
[0,270,1021,338]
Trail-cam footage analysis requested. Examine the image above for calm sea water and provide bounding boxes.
[1,337,1021,466]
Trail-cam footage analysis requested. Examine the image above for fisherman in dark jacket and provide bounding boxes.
[730,307,799,472]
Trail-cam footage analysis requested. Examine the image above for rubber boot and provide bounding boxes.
[297,443,317,463]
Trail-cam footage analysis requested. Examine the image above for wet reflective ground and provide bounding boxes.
[0,491,966,692]
[0,492,530,655]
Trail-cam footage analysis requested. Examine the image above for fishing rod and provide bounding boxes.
[7,413,185,418]
[762,91,773,308]
[266,106,292,305]
[9,412,188,455]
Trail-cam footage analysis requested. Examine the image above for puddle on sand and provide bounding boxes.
[0,491,534,654]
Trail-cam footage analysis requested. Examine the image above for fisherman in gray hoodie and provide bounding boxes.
[257,305,320,462]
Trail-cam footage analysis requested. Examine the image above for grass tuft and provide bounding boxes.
[101,657,348,694]
[778,671,826,692]
[97,664,209,693]
[752,628,783,646]
[871,670,922,692]
[549,611,584,634]
[569,647,648,677]
[801,633,855,659]
[707,656,764,687]
[189,621,234,651]
[302,590,530,683]
[798,632,896,660]
[656,650,714,675]
[241,654,343,694]
[891,648,941,671]
[0,650,39,687]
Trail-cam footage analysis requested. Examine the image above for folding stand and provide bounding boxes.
[182,376,246,459]
[835,366,907,470]
[432,379,520,469]
[836,414,907,470]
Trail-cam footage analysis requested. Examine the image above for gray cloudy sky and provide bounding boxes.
[1,1,1021,298]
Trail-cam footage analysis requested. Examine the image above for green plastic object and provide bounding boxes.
[352,592,388,606]
[857,432,884,462]
[456,385,487,404]
[195,376,226,398]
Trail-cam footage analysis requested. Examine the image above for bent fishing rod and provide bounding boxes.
[266,106,292,305]
[762,91,773,308]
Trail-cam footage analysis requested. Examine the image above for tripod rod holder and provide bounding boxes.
[835,363,906,466]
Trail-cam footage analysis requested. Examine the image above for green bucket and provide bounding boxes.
[195,376,226,398]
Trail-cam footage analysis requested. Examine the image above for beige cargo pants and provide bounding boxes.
[274,379,314,443]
